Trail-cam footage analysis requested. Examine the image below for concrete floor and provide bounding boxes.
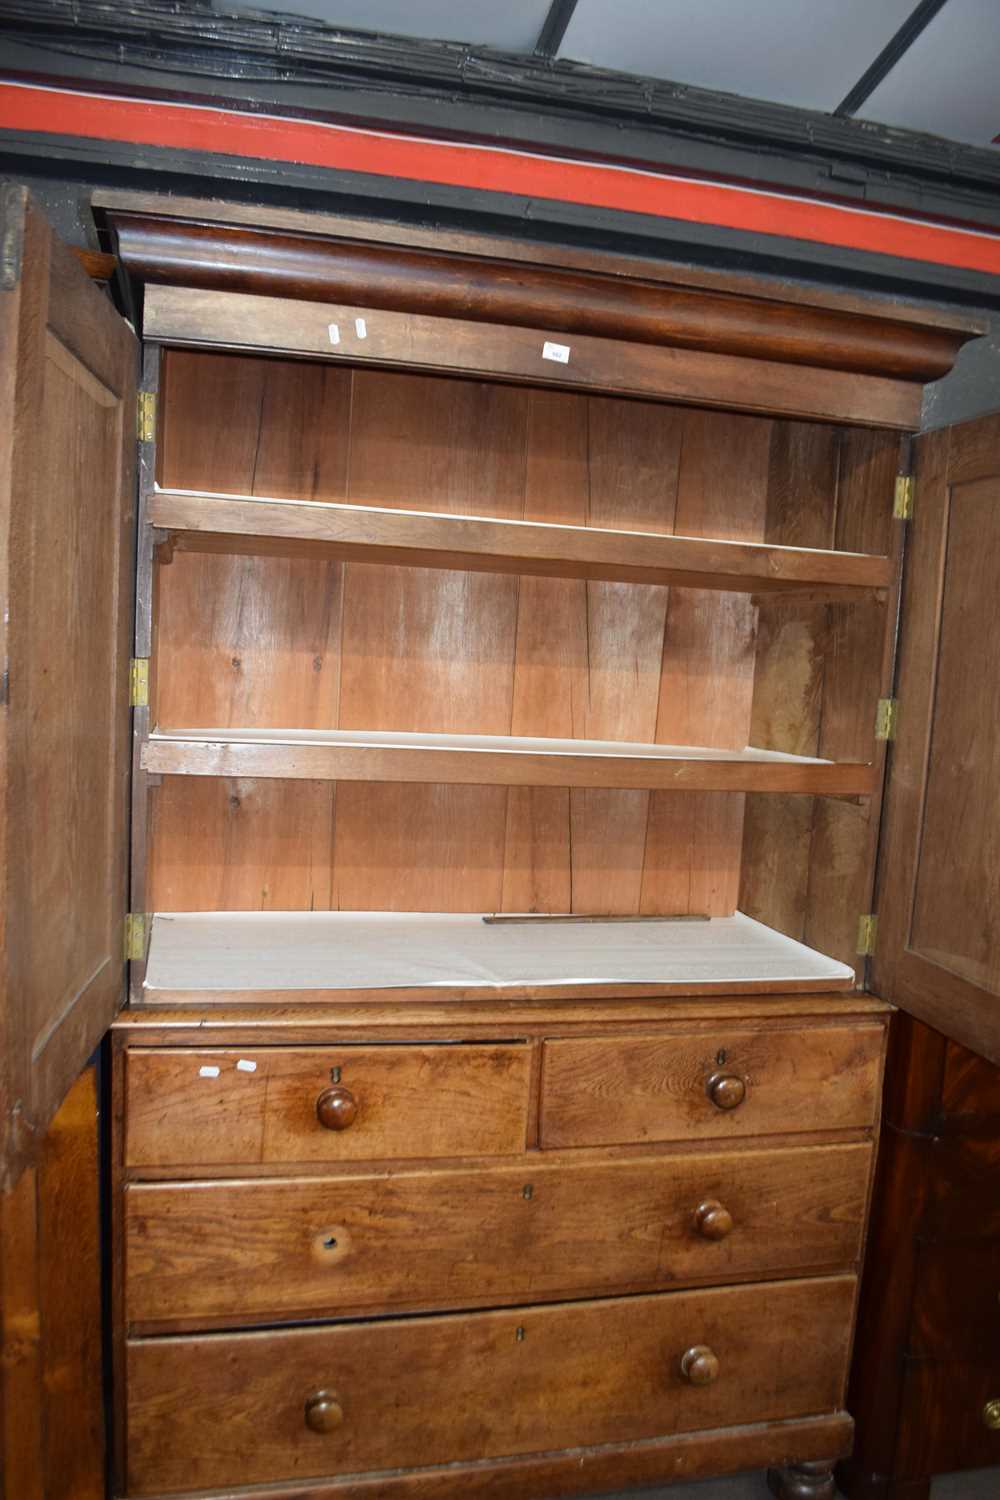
[568,1467,998,1500]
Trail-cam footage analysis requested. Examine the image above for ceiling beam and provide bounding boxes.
[835,0,951,117]
[534,0,579,59]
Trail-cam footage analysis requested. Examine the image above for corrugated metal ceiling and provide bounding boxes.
[216,0,1000,148]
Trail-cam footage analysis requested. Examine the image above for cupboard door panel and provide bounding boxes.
[875,414,1000,1063]
[0,186,135,1188]
[125,1276,855,1494]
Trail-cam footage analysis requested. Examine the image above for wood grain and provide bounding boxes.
[151,353,880,923]
[0,185,135,1188]
[148,777,335,912]
[874,414,1000,1064]
[1,1067,104,1500]
[96,187,985,337]
[142,729,877,795]
[112,214,973,380]
[125,1044,531,1166]
[123,1143,871,1325]
[143,283,923,429]
[114,994,890,1045]
[125,1276,856,1493]
[539,1025,884,1148]
[151,488,891,598]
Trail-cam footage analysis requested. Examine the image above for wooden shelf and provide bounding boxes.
[149,487,892,601]
[141,910,857,1004]
[142,727,877,795]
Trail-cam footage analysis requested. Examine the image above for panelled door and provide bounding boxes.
[0,185,136,1188]
[875,410,1000,1065]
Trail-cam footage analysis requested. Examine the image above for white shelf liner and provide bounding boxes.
[144,911,855,993]
[150,726,830,766]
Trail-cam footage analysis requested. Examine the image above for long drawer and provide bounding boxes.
[124,1043,532,1165]
[540,1024,883,1148]
[125,1275,856,1495]
[124,1142,870,1326]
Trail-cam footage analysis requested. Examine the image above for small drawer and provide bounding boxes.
[124,1141,871,1327]
[124,1043,531,1167]
[126,1274,855,1495]
[539,1024,883,1149]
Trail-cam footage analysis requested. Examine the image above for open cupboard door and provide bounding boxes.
[0,186,136,1189]
[874,410,1000,1065]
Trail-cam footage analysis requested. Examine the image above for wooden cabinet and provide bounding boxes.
[840,1015,1000,1499]
[4,182,1000,1500]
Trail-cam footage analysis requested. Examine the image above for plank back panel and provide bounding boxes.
[150,350,861,920]
[739,424,898,970]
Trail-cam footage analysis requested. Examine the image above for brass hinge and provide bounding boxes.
[893,475,914,520]
[124,913,148,962]
[137,390,156,444]
[130,657,149,707]
[875,697,898,741]
[857,914,879,957]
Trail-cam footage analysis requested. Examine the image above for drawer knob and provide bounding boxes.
[695,1199,734,1241]
[984,1398,1000,1431]
[316,1086,358,1131]
[680,1345,720,1387]
[305,1390,344,1433]
[706,1071,746,1111]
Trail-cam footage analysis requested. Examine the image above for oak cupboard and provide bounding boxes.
[2,179,1000,1500]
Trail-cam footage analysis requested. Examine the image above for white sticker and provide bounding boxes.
[236,1059,257,1073]
[542,341,571,364]
[355,317,368,339]
[328,323,340,345]
[198,1065,220,1078]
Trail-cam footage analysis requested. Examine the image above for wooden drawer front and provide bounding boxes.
[539,1024,883,1149]
[126,1274,855,1495]
[125,1142,871,1327]
[124,1044,531,1166]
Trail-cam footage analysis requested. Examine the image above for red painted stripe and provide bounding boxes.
[3,80,1000,275]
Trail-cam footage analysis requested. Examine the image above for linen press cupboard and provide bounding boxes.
[2,180,1000,1500]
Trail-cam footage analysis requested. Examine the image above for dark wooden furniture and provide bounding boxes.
[3,180,1000,1500]
[840,1013,1000,1499]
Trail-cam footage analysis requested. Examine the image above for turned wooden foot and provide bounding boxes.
[767,1460,837,1500]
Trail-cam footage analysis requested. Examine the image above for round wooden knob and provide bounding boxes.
[983,1398,1000,1432]
[316,1086,358,1131]
[695,1199,734,1241]
[706,1071,746,1111]
[680,1345,720,1387]
[305,1390,344,1433]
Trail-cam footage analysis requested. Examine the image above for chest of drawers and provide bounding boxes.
[114,999,887,1498]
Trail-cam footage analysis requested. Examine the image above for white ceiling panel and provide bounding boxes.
[217,0,551,51]
[860,0,1000,147]
[559,0,916,112]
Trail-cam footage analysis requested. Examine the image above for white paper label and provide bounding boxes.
[198,1065,221,1078]
[328,323,340,345]
[236,1059,257,1073]
[542,341,570,364]
[355,317,368,339]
